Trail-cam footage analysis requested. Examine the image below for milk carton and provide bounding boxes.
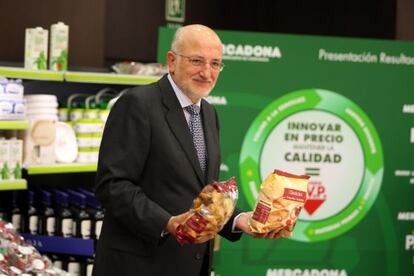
[9,139,23,179]
[0,139,10,180]
[49,22,69,71]
[25,27,49,70]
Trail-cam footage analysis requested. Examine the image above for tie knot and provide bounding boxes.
[185,104,200,115]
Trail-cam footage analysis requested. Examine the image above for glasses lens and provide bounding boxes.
[210,61,220,70]
[177,52,224,71]
[189,58,204,67]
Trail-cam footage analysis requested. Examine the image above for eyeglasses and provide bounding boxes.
[172,51,225,72]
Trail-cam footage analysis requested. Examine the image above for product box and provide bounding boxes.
[49,22,69,71]
[24,27,49,70]
[8,139,23,179]
[5,80,24,99]
[0,139,10,180]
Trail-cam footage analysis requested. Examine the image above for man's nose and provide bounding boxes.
[199,63,212,78]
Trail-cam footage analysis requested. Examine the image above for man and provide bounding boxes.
[93,24,282,276]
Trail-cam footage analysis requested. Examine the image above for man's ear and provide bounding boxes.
[166,51,176,74]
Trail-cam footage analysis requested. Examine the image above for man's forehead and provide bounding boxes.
[180,28,220,45]
[182,39,222,52]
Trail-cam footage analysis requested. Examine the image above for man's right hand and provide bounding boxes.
[165,212,216,244]
[166,212,189,236]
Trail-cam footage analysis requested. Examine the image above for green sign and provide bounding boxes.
[158,27,414,276]
[240,89,383,242]
[165,0,185,23]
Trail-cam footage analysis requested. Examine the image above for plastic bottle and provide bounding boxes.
[77,188,104,240]
[0,192,7,220]
[67,256,81,276]
[54,190,73,238]
[25,190,39,234]
[10,191,23,232]
[49,254,63,270]
[85,257,94,276]
[67,189,91,239]
[39,190,56,236]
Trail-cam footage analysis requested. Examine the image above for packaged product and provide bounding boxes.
[176,177,238,245]
[25,27,48,70]
[0,219,68,275]
[49,22,69,71]
[249,170,309,237]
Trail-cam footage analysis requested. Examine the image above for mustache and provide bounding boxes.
[192,77,213,82]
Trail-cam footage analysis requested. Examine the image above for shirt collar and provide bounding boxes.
[167,74,201,109]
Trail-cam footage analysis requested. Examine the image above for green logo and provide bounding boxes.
[240,89,384,242]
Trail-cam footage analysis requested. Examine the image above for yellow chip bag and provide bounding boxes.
[249,170,309,237]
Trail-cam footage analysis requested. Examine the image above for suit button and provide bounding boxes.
[195,252,202,260]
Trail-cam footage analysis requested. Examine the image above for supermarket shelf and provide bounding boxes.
[26,163,97,175]
[65,71,160,85]
[0,179,27,191]
[0,120,28,130]
[0,66,160,85]
[0,66,64,81]
[22,234,95,257]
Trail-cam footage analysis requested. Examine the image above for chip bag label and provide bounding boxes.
[251,201,271,224]
[283,188,307,202]
[185,213,208,234]
[249,170,310,237]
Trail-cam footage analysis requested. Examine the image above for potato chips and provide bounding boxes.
[249,170,309,237]
[176,177,238,245]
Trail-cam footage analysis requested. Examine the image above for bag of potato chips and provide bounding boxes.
[249,170,309,237]
[176,177,238,245]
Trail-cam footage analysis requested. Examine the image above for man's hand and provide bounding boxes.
[166,212,216,244]
[166,212,189,236]
[235,212,288,240]
[193,232,216,244]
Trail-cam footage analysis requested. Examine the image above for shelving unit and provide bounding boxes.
[0,65,151,258]
[0,120,29,130]
[0,179,27,191]
[0,66,64,81]
[26,163,97,175]
[22,234,95,257]
[0,119,28,191]
[0,66,160,85]
[65,71,159,85]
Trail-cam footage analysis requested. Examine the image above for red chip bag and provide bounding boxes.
[176,177,238,245]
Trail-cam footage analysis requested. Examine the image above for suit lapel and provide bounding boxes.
[158,76,205,185]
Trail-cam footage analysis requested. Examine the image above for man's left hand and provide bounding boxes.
[235,212,288,240]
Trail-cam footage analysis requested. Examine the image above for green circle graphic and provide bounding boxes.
[239,89,384,242]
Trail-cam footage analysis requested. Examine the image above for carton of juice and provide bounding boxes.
[25,27,48,70]
[49,22,69,71]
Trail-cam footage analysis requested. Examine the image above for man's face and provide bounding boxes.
[168,39,223,103]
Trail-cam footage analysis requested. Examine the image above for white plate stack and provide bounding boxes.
[25,94,59,121]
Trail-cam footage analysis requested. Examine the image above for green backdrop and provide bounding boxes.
[158,27,414,276]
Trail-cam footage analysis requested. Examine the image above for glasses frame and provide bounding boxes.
[171,51,225,72]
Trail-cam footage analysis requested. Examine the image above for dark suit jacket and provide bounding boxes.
[93,75,242,276]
